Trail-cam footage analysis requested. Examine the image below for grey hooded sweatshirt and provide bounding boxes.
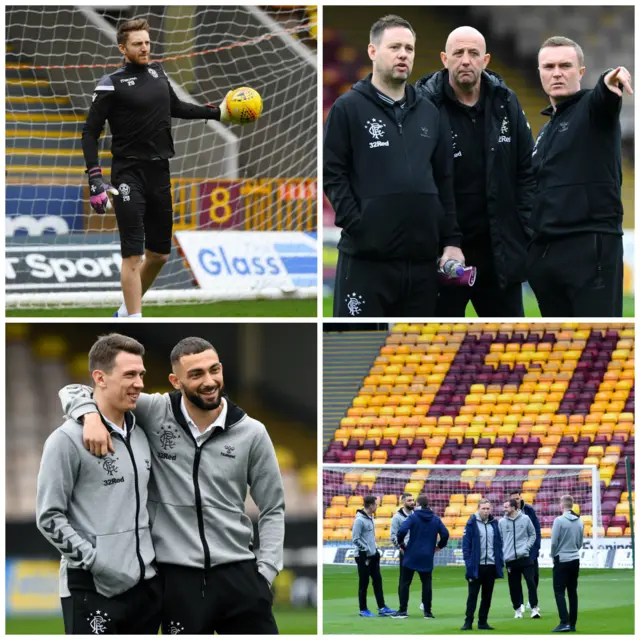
[475,513,495,565]
[550,511,584,562]
[499,511,536,563]
[352,509,377,556]
[36,413,156,598]
[390,508,411,548]
[60,385,285,585]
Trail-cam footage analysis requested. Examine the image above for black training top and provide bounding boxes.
[81,61,220,169]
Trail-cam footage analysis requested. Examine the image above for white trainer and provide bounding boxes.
[518,604,526,614]
[419,603,424,611]
[531,606,541,619]
[514,609,523,619]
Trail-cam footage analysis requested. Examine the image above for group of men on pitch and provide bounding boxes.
[352,491,584,632]
[324,15,633,318]
[36,333,284,634]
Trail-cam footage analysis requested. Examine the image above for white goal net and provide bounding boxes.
[6,5,318,308]
[323,464,609,568]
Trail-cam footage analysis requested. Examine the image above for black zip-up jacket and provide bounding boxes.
[82,61,220,169]
[531,71,623,239]
[416,69,535,286]
[323,74,461,262]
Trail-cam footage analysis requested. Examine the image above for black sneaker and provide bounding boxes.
[478,623,495,630]
[551,623,572,632]
[391,611,408,619]
[460,622,473,631]
[424,611,435,619]
[570,626,576,632]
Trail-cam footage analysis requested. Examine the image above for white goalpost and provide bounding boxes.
[6,5,318,309]
[323,464,606,568]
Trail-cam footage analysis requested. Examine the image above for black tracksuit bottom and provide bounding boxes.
[527,232,623,317]
[61,571,162,634]
[398,566,433,613]
[553,559,580,627]
[159,560,278,634]
[334,252,439,317]
[506,557,538,609]
[464,564,497,624]
[436,243,524,317]
[356,552,386,611]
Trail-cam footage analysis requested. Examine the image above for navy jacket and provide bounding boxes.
[520,500,541,560]
[416,69,535,287]
[397,507,449,572]
[323,74,461,262]
[462,514,504,580]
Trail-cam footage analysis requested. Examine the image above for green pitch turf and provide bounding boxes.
[323,295,635,317]
[323,565,634,634]
[6,299,316,318]
[6,606,317,634]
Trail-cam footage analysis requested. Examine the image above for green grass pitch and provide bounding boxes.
[6,299,317,318]
[323,295,635,317]
[6,606,317,634]
[323,565,634,634]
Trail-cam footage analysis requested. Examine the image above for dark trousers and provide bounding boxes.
[356,552,385,611]
[506,557,538,609]
[160,561,278,634]
[465,564,497,624]
[436,245,524,317]
[533,558,539,590]
[528,232,623,317]
[334,252,438,317]
[398,566,432,613]
[61,575,162,634]
[553,559,580,626]
[397,551,404,591]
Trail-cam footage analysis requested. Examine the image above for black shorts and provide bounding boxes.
[111,157,173,258]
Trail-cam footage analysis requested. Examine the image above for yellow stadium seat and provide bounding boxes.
[325,507,341,518]
[461,505,476,516]
[372,450,388,463]
[348,496,364,508]
[615,503,630,516]
[450,494,465,504]
[445,505,462,517]
[467,493,483,504]
[331,496,347,507]
[606,527,624,537]
[382,494,398,506]
[541,527,552,538]
[455,516,469,528]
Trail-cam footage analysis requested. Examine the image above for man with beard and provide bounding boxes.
[528,37,632,316]
[390,493,415,604]
[37,334,162,634]
[83,19,238,318]
[461,499,504,631]
[510,490,541,612]
[416,26,534,317]
[59,337,284,634]
[324,14,463,317]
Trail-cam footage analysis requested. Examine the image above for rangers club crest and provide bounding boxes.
[345,292,365,316]
[86,610,111,634]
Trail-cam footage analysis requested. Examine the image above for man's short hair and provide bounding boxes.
[370,14,416,46]
[400,492,412,501]
[539,36,585,67]
[506,498,519,510]
[88,333,144,374]
[363,495,377,508]
[170,337,217,366]
[117,18,150,46]
[510,490,521,497]
[417,495,429,508]
[561,494,574,509]
[478,498,491,507]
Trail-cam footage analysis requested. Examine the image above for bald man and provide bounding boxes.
[416,27,535,318]
[527,37,631,317]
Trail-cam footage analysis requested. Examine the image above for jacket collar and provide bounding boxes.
[540,88,589,116]
[416,68,510,107]
[353,73,418,109]
[98,410,135,434]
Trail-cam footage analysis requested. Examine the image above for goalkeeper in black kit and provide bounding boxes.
[82,18,236,318]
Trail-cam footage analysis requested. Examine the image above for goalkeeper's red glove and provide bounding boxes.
[87,167,118,214]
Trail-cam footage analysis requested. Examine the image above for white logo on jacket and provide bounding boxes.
[87,610,111,634]
[120,77,137,87]
[168,621,185,634]
[345,292,365,316]
[118,183,131,202]
[452,129,462,158]
[498,116,511,143]
[558,121,569,133]
[365,118,389,149]
[148,67,159,78]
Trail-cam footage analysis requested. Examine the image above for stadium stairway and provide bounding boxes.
[323,331,388,450]
[6,42,110,180]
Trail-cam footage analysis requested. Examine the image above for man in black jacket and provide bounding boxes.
[416,26,535,317]
[528,36,632,317]
[324,14,463,317]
